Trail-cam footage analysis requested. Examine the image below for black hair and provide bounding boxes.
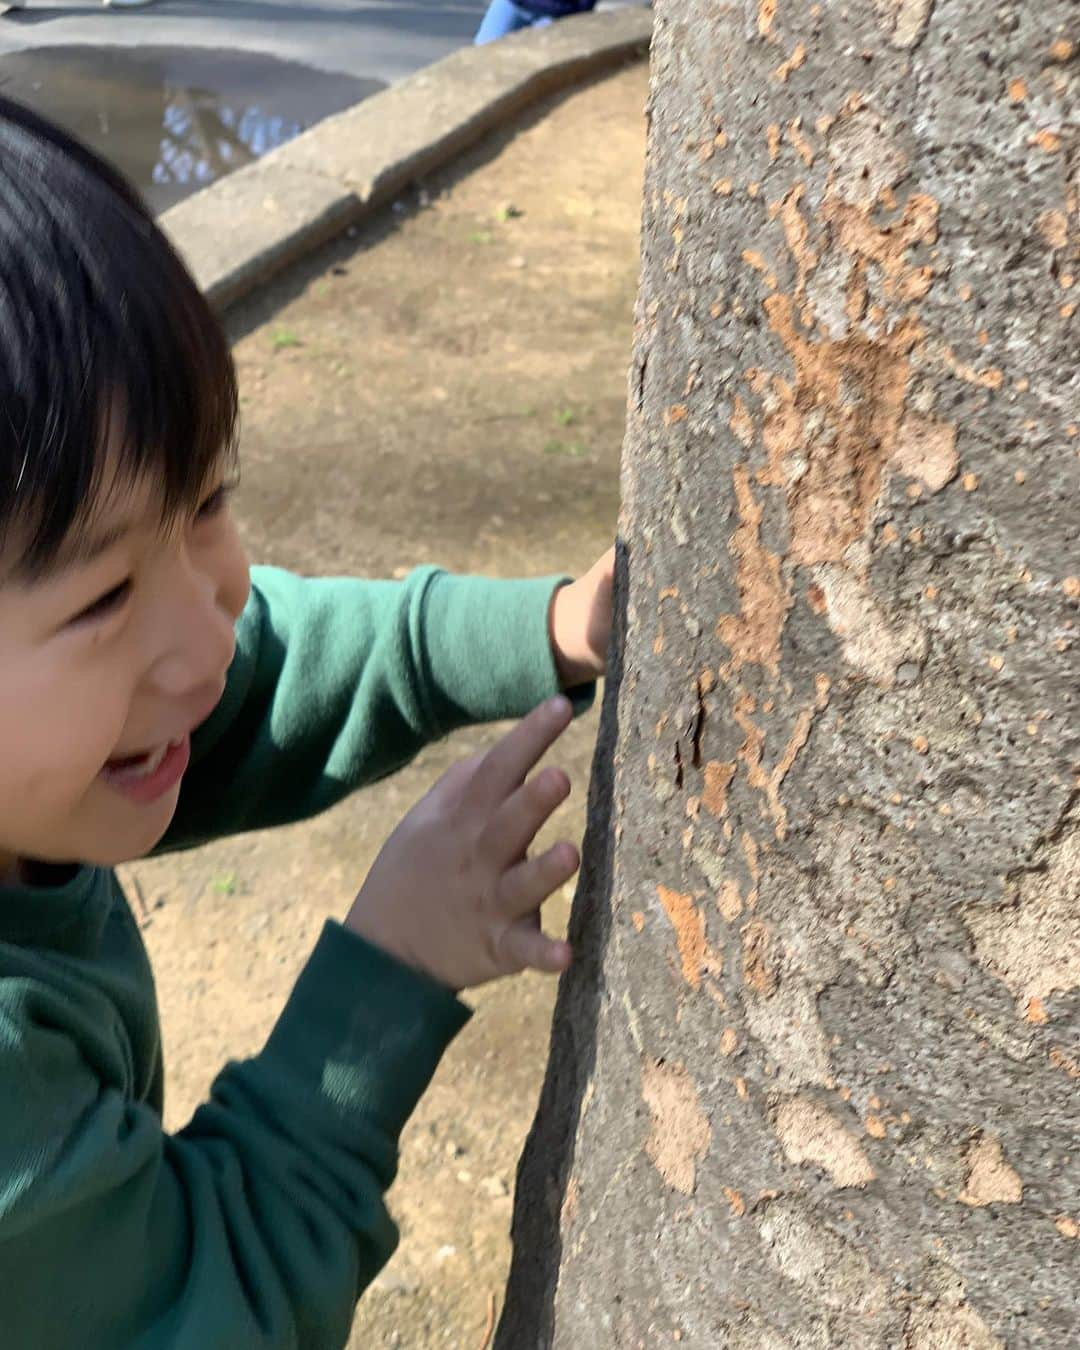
[0,95,238,579]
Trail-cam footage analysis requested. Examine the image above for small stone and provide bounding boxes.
[912,734,929,754]
[1062,576,1080,599]
[508,255,528,268]
[372,1268,420,1296]
[481,1175,510,1199]
[962,472,980,491]
[896,662,920,685]
[456,1169,473,1184]
[1055,1215,1079,1239]
[434,1245,457,1265]
[444,1140,466,1160]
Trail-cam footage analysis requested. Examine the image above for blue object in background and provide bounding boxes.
[475,0,596,45]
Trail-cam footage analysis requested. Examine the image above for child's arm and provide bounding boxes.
[0,701,578,1349]
[160,563,598,851]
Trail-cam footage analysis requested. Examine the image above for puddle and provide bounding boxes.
[0,45,384,213]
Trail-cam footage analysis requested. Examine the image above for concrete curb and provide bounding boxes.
[161,9,653,312]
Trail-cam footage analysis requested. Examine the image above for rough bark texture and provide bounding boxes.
[498,2,1079,1346]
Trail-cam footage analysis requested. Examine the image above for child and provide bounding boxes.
[475,0,597,46]
[0,97,612,1348]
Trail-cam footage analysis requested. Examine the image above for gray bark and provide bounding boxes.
[498,1,1079,1346]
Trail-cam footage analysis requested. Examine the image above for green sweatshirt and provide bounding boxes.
[0,565,586,1350]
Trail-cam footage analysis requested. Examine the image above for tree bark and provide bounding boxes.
[498,2,1078,1346]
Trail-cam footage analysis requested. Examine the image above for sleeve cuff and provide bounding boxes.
[420,571,596,726]
[261,921,472,1139]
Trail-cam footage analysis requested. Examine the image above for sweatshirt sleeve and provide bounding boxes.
[162,565,593,851]
[0,921,470,1350]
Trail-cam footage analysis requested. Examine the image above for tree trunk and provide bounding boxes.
[498,2,1078,1346]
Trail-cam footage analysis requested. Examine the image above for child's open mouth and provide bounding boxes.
[101,736,192,804]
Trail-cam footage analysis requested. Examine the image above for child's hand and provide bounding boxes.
[344,697,579,990]
[549,546,615,687]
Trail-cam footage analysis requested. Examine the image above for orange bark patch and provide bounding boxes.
[757,0,776,38]
[656,884,720,989]
[1007,77,1027,103]
[1025,995,1049,1024]
[768,184,817,307]
[774,42,806,82]
[892,0,935,48]
[729,395,755,447]
[1030,129,1063,153]
[1055,1215,1079,1239]
[774,1095,876,1187]
[702,760,737,817]
[718,879,744,923]
[958,1134,1023,1207]
[742,919,778,996]
[723,1187,747,1216]
[641,1060,712,1195]
[787,118,815,166]
[742,829,761,886]
[732,683,828,839]
[743,248,779,290]
[823,191,938,291]
[941,347,1004,389]
[767,123,783,163]
[665,403,688,424]
[1037,210,1069,250]
[761,290,923,565]
[716,465,792,674]
[891,413,959,492]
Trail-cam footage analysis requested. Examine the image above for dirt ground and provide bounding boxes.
[123,61,648,1348]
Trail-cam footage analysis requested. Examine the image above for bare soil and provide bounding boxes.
[124,62,648,1349]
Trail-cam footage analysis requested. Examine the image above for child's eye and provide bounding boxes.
[196,482,235,522]
[70,579,133,626]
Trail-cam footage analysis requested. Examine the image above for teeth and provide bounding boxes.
[126,743,170,778]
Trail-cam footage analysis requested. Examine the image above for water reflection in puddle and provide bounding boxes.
[0,45,384,213]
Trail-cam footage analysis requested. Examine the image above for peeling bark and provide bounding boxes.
[499,2,1078,1345]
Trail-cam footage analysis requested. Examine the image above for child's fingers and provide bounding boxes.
[499,919,573,975]
[468,696,573,811]
[496,841,580,919]
[426,750,488,806]
[482,766,571,867]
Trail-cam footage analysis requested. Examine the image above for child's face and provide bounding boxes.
[0,456,250,880]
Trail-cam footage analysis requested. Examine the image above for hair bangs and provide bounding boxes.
[0,95,238,580]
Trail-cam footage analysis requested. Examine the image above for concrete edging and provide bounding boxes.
[161,8,653,312]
